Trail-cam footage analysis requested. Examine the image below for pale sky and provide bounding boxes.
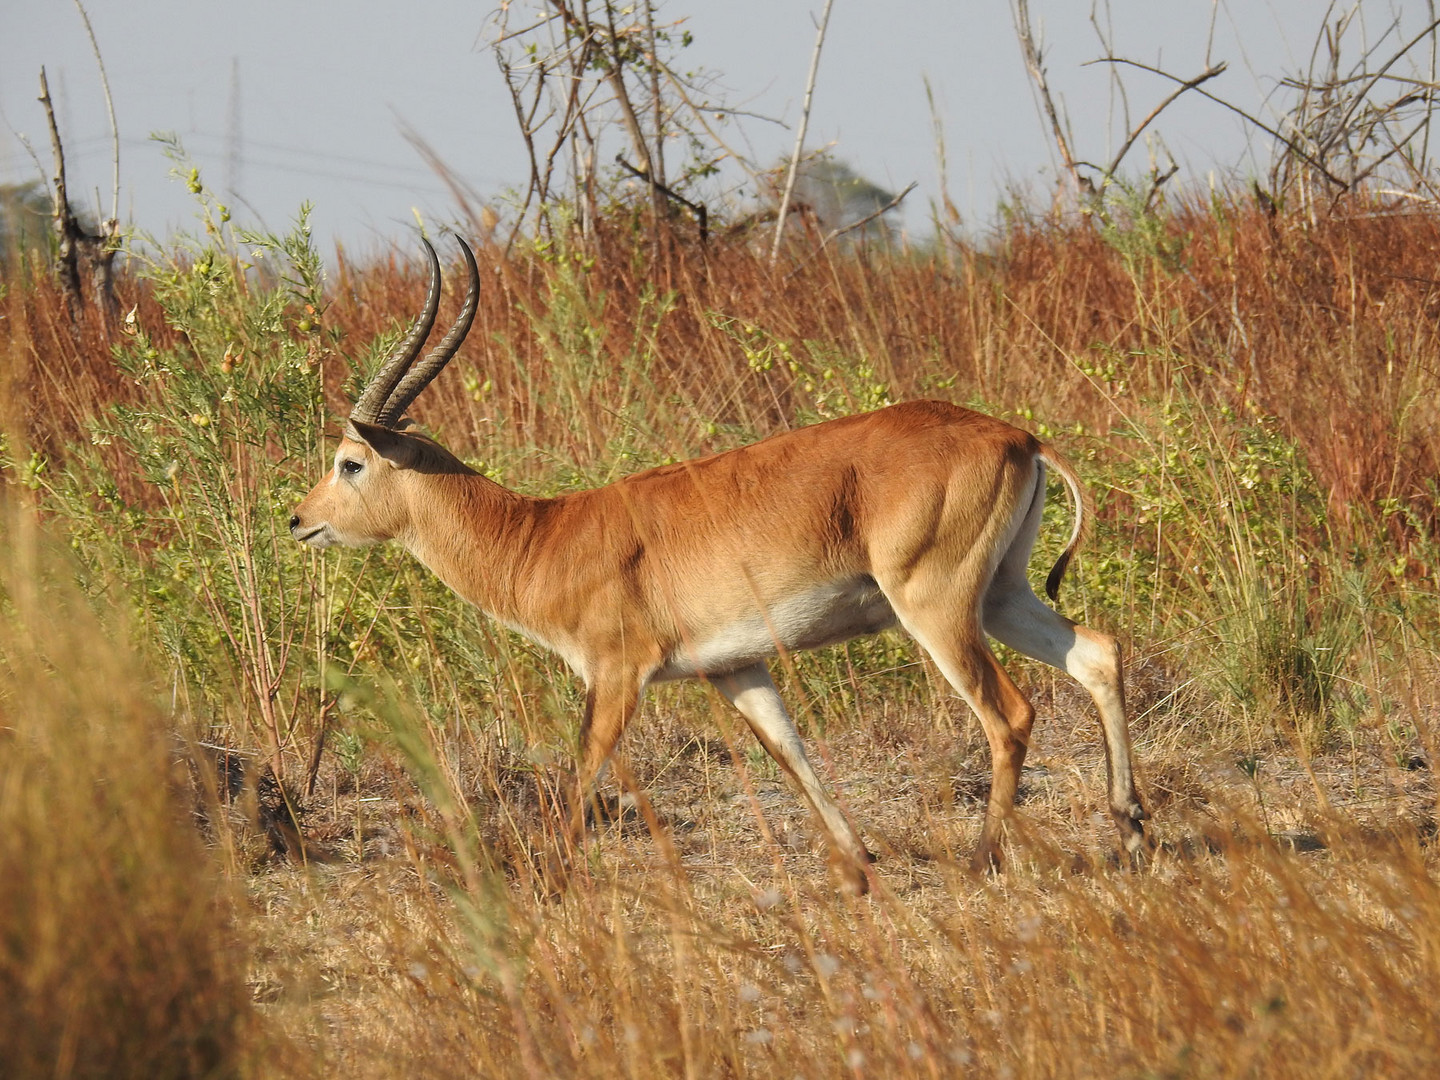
[0,2,1427,256]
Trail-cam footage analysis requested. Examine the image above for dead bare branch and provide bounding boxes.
[783,180,916,279]
[1012,0,1083,205]
[820,179,916,246]
[1092,56,1353,191]
[71,0,119,233]
[615,154,708,243]
[1331,15,1440,142]
[1100,63,1227,182]
[772,0,835,265]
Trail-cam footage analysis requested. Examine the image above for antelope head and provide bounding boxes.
[289,237,480,550]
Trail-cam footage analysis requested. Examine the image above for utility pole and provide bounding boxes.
[225,57,242,201]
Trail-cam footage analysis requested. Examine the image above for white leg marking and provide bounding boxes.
[983,577,1145,834]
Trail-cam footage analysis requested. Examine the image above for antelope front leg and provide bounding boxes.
[548,671,644,890]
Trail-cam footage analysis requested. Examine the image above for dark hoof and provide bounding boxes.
[1116,816,1153,870]
[969,848,1004,876]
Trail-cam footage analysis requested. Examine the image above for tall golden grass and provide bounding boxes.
[0,508,260,1078]
[1,191,1438,1076]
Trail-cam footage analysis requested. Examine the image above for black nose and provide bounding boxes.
[289,515,300,531]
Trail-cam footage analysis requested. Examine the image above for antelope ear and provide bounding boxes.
[345,418,421,468]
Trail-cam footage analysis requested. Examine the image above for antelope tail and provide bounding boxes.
[1039,449,1091,603]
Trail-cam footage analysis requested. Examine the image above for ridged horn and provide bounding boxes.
[377,237,480,429]
[348,237,442,426]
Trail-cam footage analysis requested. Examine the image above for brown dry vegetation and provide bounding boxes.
[1,192,1438,1078]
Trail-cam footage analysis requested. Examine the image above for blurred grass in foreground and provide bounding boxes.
[0,505,261,1079]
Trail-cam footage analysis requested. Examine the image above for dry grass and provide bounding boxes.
[217,691,1440,1078]
[0,511,263,1079]
[2,192,1439,1076]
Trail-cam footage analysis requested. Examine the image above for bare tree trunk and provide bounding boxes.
[38,67,119,326]
[40,68,83,312]
[643,0,666,195]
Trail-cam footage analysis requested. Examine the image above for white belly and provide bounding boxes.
[653,576,897,681]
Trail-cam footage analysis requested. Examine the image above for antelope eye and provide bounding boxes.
[340,459,363,475]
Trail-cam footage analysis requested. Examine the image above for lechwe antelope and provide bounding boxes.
[290,237,1149,892]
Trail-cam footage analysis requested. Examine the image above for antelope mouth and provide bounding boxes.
[290,522,333,547]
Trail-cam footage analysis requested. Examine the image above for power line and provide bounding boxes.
[171,130,444,179]
[5,133,512,195]
[40,131,512,191]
